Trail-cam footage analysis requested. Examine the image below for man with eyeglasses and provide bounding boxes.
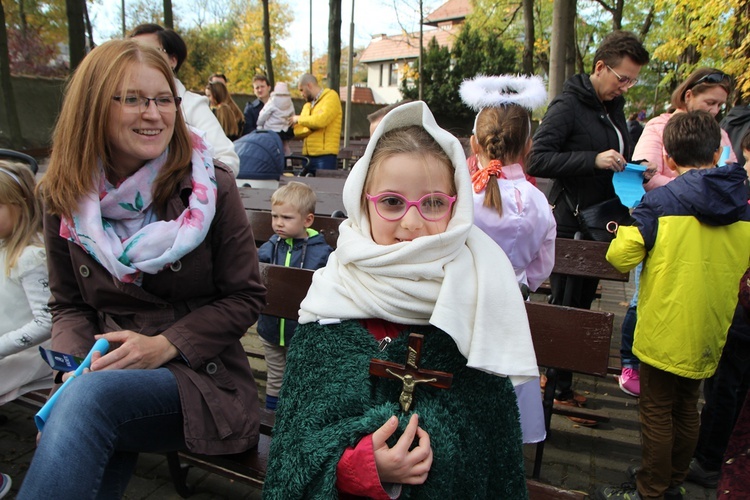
[528,31,649,427]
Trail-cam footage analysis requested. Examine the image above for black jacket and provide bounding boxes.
[242,98,264,136]
[528,74,632,230]
[721,105,750,167]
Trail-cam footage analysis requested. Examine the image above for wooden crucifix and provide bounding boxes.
[369,333,453,412]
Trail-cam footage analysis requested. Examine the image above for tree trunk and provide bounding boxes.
[522,0,534,75]
[327,0,342,94]
[0,0,23,148]
[548,0,575,101]
[66,0,86,72]
[565,1,577,79]
[612,0,623,30]
[640,5,654,39]
[164,0,174,29]
[730,0,750,104]
[262,0,274,87]
[84,1,94,49]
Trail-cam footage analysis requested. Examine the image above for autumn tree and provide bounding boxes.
[223,0,293,94]
[652,0,750,100]
[3,0,69,76]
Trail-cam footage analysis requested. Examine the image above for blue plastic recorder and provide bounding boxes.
[35,338,110,431]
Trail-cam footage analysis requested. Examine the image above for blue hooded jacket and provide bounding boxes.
[607,164,750,378]
[257,229,332,345]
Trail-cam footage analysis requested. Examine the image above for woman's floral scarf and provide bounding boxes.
[60,132,217,285]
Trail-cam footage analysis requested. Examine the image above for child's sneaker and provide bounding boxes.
[626,466,684,499]
[0,473,12,499]
[618,367,640,397]
[595,484,641,500]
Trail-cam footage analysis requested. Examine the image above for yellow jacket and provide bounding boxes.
[606,166,750,379]
[294,88,342,156]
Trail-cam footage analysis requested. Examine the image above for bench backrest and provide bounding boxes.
[256,263,611,378]
[248,211,344,250]
[258,263,314,319]
[527,302,613,377]
[553,238,627,281]
[240,186,345,216]
[278,175,347,193]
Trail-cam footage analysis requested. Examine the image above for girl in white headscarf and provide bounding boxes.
[264,101,541,500]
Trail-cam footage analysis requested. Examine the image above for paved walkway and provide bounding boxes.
[0,276,717,499]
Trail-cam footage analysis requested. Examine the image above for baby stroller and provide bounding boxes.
[234,131,308,188]
[0,149,39,174]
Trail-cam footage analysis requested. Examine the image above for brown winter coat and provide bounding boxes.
[43,163,266,455]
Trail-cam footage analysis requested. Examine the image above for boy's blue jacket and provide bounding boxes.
[607,164,750,379]
[257,229,332,346]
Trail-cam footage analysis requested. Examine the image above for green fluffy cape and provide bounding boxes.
[263,320,528,499]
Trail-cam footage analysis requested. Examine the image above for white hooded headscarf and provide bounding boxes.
[298,101,539,386]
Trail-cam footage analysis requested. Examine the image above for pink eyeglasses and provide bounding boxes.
[366,192,456,221]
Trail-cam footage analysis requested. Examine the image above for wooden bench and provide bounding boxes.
[528,236,628,478]
[315,168,350,179]
[239,186,345,216]
[167,263,590,498]
[286,140,367,170]
[278,174,347,194]
[246,210,344,250]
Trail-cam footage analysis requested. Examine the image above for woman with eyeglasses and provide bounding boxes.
[635,68,736,191]
[128,23,240,176]
[17,39,266,498]
[527,31,650,426]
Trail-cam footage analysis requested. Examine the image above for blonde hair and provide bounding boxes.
[474,105,531,217]
[208,81,245,138]
[363,126,455,216]
[271,181,317,216]
[0,161,43,276]
[39,39,193,218]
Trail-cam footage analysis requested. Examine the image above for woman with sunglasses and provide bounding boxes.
[17,39,266,498]
[635,68,736,191]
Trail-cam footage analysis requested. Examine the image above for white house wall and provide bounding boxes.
[366,63,405,104]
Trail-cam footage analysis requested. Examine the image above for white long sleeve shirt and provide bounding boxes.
[175,78,240,176]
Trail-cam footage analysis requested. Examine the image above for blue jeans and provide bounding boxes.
[620,262,642,370]
[693,304,750,471]
[306,154,337,172]
[18,368,185,499]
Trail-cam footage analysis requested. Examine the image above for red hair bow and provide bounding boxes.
[471,159,505,193]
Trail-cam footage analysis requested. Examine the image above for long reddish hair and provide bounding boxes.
[39,39,193,217]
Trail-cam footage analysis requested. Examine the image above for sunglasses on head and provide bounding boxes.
[687,72,730,91]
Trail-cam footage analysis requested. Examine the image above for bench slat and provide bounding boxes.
[247,211,343,250]
[527,479,587,500]
[176,434,271,487]
[526,302,614,377]
[553,238,628,281]
[240,187,345,216]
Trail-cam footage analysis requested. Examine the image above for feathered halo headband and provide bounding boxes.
[459,75,547,112]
